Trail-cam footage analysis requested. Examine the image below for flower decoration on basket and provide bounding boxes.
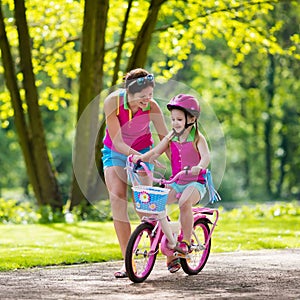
[138,191,150,203]
[149,203,157,211]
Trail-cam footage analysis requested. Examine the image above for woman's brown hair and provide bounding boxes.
[124,68,155,94]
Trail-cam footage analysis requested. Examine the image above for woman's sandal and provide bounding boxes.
[167,258,181,273]
[114,270,128,278]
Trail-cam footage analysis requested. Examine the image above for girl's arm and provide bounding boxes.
[191,132,210,175]
[104,93,140,156]
[133,130,173,163]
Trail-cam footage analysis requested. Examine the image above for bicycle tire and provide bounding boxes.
[125,222,158,283]
[180,218,211,275]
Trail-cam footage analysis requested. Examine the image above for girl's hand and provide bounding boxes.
[191,166,202,176]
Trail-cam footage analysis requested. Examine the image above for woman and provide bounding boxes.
[101,68,168,278]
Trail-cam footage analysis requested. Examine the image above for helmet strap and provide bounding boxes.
[185,111,196,129]
[185,121,195,129]
[172,127,186,138]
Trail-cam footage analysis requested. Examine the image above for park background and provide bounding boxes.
[0,0,299,271]
[0,0,299,267]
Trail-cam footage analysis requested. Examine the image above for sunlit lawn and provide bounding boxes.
[0,205,299,271]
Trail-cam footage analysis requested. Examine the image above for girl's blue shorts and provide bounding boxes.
[101,145,154,171]
[169,181,207,200]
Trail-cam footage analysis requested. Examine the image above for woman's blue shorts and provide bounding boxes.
[101,145,154,171]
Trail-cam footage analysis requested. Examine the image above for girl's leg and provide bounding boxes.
[165,189,181,271]
[104,166,130,272]
[178,186,200,244]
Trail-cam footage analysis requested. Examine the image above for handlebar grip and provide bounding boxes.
[128,154,134,162]
[133,159,142,173]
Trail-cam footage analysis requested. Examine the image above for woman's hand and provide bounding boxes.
[132,154,142,163]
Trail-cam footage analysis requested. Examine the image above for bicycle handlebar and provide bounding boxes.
[127,155,192,185]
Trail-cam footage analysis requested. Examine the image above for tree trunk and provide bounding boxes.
[126,0,167,71]
[0,1,62,209]
[264,53,275,197]
[0,5,40,202]
[111,0,133,86]
[70,0,109,210]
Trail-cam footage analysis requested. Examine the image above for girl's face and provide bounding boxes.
[128,86,153,110]
[171,109,186,133]
[171,109,195,134]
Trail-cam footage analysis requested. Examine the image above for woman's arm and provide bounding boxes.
[149,100,169,140]
[149,99,171,159]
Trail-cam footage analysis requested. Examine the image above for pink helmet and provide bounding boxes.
[167,94,200,118]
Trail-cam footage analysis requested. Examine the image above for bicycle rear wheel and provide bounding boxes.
[180,218,211,275]
[125,222,158,283]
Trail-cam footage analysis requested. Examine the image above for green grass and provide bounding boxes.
[0,222,120,271]
[0,203,299,271]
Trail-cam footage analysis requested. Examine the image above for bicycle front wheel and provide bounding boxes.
[180,218,211,275]
[125,222,158,283]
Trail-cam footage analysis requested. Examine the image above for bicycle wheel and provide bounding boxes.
[125,222,158,283]
[180,218,211,275]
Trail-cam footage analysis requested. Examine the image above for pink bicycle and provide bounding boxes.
[125,156,220,283]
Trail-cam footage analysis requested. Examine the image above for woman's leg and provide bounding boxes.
[104,166,130,261]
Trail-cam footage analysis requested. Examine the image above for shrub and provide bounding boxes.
[0,198,39,224]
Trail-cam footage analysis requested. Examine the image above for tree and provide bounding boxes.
[1,0,299,212]
[0,0,62,209]
[70,0,109,210]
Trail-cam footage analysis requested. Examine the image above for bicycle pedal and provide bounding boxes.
[198,244,206,250]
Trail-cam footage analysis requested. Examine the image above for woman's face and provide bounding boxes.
[128,86,153,110]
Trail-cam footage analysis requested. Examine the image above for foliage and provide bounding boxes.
[0,195,127,225]
[0,0,299,208]
[0,197,39,224]
[175,1,300,202]
[223,201,300,219]
[0,196,113,224]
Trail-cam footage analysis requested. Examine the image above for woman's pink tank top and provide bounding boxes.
[103,90,153,151]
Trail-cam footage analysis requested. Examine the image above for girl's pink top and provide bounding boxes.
[170,127,206,184]
[103,90,153,151]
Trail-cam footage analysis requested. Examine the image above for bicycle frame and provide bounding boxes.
[125,155,220,283]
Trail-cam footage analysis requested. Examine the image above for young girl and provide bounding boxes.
[132,94,210,273]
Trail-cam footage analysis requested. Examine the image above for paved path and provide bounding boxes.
[1,249,299,299]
